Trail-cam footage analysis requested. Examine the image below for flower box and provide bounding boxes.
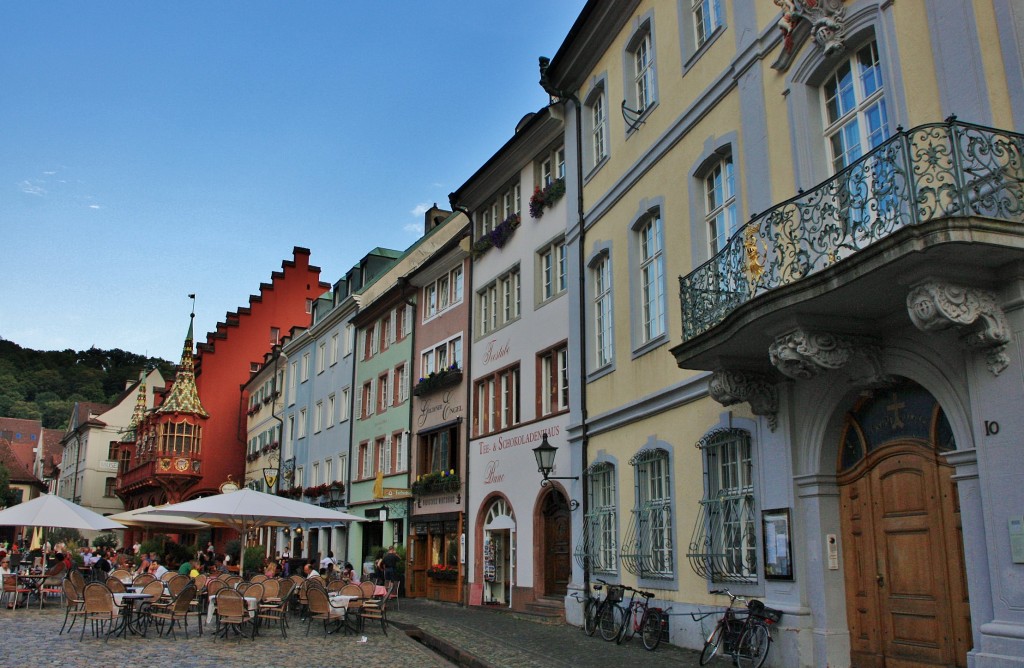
[411,470,461,497]
[412,366,463,397]
[471,213,520,259]
[529,178,566,219]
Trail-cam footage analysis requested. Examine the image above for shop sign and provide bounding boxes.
[417,391,464,428]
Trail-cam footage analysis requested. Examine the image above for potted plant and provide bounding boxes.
[471,213,521,259]
[529,178,566,219]
[412,364,463,396]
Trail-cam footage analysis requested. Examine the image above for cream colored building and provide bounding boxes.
[544,1,1024,666]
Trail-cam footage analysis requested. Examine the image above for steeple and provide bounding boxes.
[158,308,209,417]
[122,370,149,442]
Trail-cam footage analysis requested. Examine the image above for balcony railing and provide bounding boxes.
[572,507,618,572]
[620,501,674,579]
[679,119,1024,341]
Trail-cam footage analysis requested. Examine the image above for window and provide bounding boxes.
[106,441,118,461]
[394,364,408,404]
[622,448,673,578]
[359,442,372,479]
[378,372,391,412]
[419,427,457,474]
[476,181,521,239]
[301,353,310,382]
[538,238,567,302]
[296,466,304,487]
[317,342,326,374]
[423,265,464,321]
[539,344,569,416]
[288,414,295,441]
[270,327,280,345]
[361,381,374,418]
[338,455,347,483]
[585,84,609,171]
[705,155,737,256]
[637,213,666,343]
[289,361,297,399]
[695,430,756,581]
[339,387,350,422]
[344,324,354,356]
[305,298,313,314]
[473,365,520,436]
[314,401,323,433]
[593,255,614,368]
[376,437,387,475]
[693,0,722,49]
[379,315,391,351]
[104,477,116,498]
[478,266,520,336]
[312,462,320,486]
[421,335,462,377]
[324,459,332,486]
[625,20,657,121]
[824,41,889,173]
[298,408,307,438]
[581,463,618,573]
[330,333,339,366]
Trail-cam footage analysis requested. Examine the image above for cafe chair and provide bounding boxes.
[59,579,86,635]
[359,581,395,636]
[80,583,120,642]
[150,585,196,640]
[214,588,253,641]
[2,573,32,610]
[304,587,334,637]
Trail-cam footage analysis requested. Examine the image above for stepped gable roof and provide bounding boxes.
[157,314,209,418]
[195,246,329,358]
[0,417,42,475]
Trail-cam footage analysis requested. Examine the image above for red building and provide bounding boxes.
[116,247,327,545]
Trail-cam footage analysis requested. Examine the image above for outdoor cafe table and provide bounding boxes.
[206,594,258,625]
[327,594,358,634]
[111,592,154,638]
[16,574,47,607]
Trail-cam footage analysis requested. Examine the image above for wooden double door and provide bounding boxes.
[839,442,971,667]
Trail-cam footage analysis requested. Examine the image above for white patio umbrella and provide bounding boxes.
[148,488,365,573]
[0,494,126,531]
[107,505,211,530]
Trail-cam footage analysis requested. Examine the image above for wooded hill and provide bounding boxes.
[0,339,174,430]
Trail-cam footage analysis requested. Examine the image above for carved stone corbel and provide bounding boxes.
[768,329,894,387]
[907,281,1011,376]
[769,330,854,380]
[708,369,778,430]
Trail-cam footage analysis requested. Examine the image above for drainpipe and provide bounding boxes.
[270,344,287,555]
[448,198,474,607]
[539,57,590,593]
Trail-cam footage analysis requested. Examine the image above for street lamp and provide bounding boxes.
[532,434,579,510]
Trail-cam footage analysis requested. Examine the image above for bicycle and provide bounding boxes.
[570,579,623,638]
[596,581,626,641]
[695,588,782,668]
[614,585,665,651]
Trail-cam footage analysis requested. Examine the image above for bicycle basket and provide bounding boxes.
[606,585,623,603]
[748,599,783,623]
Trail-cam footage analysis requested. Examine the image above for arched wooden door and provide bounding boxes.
[837,382,970,667]
[542,491,571,596]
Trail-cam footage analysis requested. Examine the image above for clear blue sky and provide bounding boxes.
[0,1,585,362]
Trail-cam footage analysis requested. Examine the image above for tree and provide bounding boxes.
[0,462,16,508]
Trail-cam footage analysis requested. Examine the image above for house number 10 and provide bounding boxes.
[985,420,1000,436]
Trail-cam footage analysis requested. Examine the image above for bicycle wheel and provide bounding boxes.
[583,599,598,636]
[598,603,622,641]
[698,622,725,665]
[735,623,771,668]
[641,609,663,651]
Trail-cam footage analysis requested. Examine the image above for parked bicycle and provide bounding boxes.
[614,585,665,651]
[695,588,782,668]
[571,579,623,638]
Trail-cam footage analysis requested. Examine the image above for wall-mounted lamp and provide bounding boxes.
[532,434,580,510]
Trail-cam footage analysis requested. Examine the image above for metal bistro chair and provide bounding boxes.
[135,579,167,636]
[359,581,395,636]
[304,587,334,637]
[150,584,196,640]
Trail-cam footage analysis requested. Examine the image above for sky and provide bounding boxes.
[0,1,586,362]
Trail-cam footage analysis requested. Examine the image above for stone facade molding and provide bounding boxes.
[768,329,893,387]
[906,281,1011,376]
[708,369,778,430]
[772,0,847,71]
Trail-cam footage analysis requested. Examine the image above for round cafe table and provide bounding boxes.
[111,592,154,637]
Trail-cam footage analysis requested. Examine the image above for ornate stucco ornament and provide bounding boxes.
[907,281,1011,376]
[769,329,853,380]
[708,369,778,430]
[772,0,847,70]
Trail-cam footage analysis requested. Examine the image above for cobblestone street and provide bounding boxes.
[2,598,735,668]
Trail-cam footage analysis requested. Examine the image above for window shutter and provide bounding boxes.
[389,309,397,344]
[404,304,413,337]
[399,431,408,472]
[355,387,363,419]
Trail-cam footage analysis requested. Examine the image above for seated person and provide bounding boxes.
[41,553,67,587]
[148,560,168,579]
[341,562,358,584]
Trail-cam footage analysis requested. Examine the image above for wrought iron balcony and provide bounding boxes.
[678,120,1024,344]
[572,506,619,572]
[620,501,674,579]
